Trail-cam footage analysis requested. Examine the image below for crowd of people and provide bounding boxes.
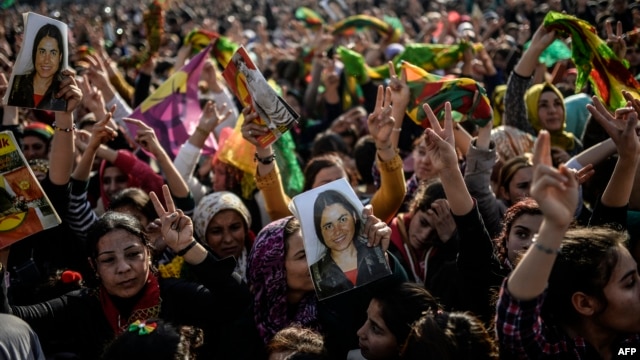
[0,0,639,359]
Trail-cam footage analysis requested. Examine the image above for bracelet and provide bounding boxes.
[195,126,209,136]
[376,143,393,151]
[392,128,402,132]
[254,152,276,165]
[51,122,76,132]
[176,240,198,256]
[532,237,561,255]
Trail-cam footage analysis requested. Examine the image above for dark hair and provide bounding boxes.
[266,325,326,358]
[408,180,446,215]
[303,153,352,192]
[494,198,542,265]
[543,227,627,325]
[283,217,302,254]
[353,135,377,185]
[313,190,361,247]
[32,24,64,73]
[109,188,157,225]
[87,211,152,260]
[497,154,533,201]
[400,311,499,360]
[311,132,351,159]
[101,318,203,360]
[373,282,441,349]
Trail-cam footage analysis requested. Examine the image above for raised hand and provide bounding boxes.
[122,118,163,156]
[425,199,457,243]
[56,69,83,113]
[367,85,396,148]
[240,106,269,149]
[605,20,626,60]
[423,102,458,173]
[78,74,107,118]
[197,100,232,135]
[87,112,117,151]
[149,184,194,252]
[587,95,640,160]
[387,61,409,110]
[361,205,391,251]
[530,131,579,228]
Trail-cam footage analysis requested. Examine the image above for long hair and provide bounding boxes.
[313,190,361,247]
[87,211,152,260]
[493,198,542,266]
[31,24,64,73]
[542,226,627,326]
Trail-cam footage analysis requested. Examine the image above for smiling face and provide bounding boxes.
[102,166,129,201]
[320,203,357,253]
[537,90,564,132]
[95,229,150,298]
[357,299,398,360]
[34,36,61,80]
[506,213,543,265]
[594,246,640,333]
[205,209,246,259]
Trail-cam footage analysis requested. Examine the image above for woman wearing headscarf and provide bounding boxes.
[192,191,254,281]
[503,24,583,158]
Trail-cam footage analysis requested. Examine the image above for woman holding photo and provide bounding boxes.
[8,23,66,111]
[310,189,391,299]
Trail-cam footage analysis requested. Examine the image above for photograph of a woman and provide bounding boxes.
[5,14,68,111]
[309,189,391,299]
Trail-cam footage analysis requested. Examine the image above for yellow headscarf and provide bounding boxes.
[524,82,575,151]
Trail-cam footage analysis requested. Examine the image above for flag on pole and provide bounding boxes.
[126,44,216,159]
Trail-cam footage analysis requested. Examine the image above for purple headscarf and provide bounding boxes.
[247,216,320,343]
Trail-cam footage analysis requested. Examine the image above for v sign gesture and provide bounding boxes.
[423,102,458,173]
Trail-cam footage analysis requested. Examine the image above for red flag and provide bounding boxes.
[127,44,216,159]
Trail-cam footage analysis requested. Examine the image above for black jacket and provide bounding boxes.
[8,72,67,111]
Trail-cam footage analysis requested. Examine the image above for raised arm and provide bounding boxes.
[507,131,579,300]
[49,70,82,185]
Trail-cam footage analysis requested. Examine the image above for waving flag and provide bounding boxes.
[543,11,640,110]
[184,29,239,67]
[127,44,216,159]
[403,61,492,127]
[295,7,325,29]
[331,14,401,43]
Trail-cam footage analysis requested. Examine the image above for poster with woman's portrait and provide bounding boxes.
[289,178,391,300]
[2,12,69,111]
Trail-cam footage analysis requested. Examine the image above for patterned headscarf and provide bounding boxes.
[247,217,320,343]
[193,191,252,280]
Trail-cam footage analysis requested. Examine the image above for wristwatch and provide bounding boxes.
[254,152,276,165]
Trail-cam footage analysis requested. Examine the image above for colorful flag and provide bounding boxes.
[295,7,325,29]
[127,44,216,160]
[331,14,401,43]
[543,11,640,110]
[403,61,493,127]
[183,29,239,67]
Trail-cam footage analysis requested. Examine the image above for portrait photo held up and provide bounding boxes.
[2,12,69,111]
[289,178,391,300]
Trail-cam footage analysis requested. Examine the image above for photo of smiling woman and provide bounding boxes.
[309,189,391,300]
[5,14,68,111]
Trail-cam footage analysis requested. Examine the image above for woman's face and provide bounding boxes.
[501,167,533,203]
[22,135,47,161]
[205,209,246,259]
[112,205,150,227]
[537,91,564,132]
[285,229,314,293]
[213,161,228,192]
[407,209,436,251]
[357,299,398,360]
[311,165,348,189]
[320,203,356,253]
[95,229,150,298]
[103,167,129,201]
[506,213,543,264]
[35,36,61,79]
[412,140,437,182]
[595,246,640,333]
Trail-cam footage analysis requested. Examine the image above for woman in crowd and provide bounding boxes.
[503,23,583,158]
[266,325,327,360]
[193,191,254,281]
[8,23,67,111]
[310,189,391,299]
[356,282,440,360]
[0,185,250,359]
[497,95,640,357]
[243,85,406,224]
